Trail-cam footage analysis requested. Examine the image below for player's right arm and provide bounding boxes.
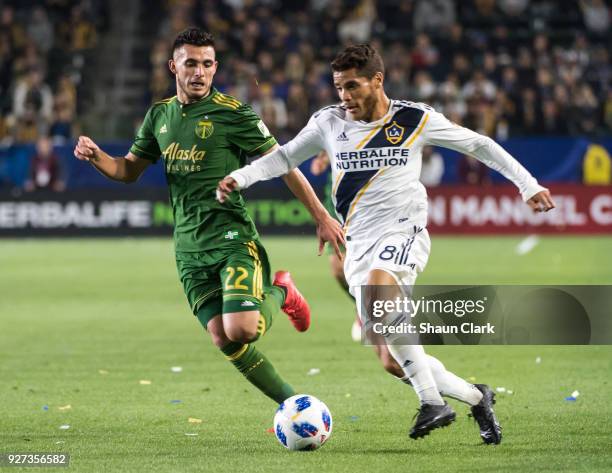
[74,136,151,183]
[74,106,161,183]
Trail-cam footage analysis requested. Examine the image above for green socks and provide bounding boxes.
[221,341,295,403]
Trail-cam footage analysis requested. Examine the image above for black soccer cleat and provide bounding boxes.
[471,384,502,445]
[409,402,456,439]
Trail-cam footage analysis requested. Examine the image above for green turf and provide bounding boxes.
[1,236,611,472]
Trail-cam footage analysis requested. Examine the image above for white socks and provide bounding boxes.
[400,354,483,406]
[425,355,483,405]
[387,344,445,406]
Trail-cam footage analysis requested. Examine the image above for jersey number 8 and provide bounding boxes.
[379,245,398,261]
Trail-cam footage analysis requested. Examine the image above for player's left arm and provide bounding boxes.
[423,108,555,212]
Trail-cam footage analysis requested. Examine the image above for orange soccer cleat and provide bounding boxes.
[273,271,311,332]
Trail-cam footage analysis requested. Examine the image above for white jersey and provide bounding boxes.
[230,100,545,245]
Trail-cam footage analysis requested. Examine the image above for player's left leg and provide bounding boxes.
[205,311,295,404]
[426,356,501,444]
[376,345,483,406]
[366,268,456,439]
[329,252,361,342]
[424,354,483,405]
[217,240,309,404]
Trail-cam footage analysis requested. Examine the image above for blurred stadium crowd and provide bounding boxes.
[149,0,611,143]
[0,0,107,146]
[0,0,610,191]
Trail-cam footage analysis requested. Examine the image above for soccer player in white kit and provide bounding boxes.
[217,44,555,443]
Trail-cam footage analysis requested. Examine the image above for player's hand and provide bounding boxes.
[216,176,239,203]
[74,135,101,162]
[310,151,330,176]
[316,213,345,260]
[527,189,555,213]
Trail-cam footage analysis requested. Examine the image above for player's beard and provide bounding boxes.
[360,94,378,122]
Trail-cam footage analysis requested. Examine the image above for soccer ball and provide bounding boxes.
[273,394,332,451]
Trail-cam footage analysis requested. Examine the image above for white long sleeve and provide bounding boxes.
[424,110,545,201]
[229,115,325,189]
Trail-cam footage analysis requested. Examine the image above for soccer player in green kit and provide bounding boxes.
[74,28,344,404]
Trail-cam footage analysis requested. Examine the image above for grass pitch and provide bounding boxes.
[1,236,611,472]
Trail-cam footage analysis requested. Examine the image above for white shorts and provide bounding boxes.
[344,226,431,299]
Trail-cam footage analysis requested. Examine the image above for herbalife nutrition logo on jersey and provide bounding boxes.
[162,142,205,162]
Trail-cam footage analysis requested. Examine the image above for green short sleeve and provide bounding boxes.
[228,104,278,157]
[130,107,162,162]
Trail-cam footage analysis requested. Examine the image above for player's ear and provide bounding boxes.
[374,72,384,88]
[168,59,177,75]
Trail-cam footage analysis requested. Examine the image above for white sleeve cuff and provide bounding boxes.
[227,147,292,189]
[521,182,547,202]
[229,170,247,190]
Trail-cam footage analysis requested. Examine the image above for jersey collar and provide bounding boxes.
[176,87,218,109]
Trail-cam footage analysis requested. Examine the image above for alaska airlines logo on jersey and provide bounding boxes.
[195,120,214,140]
[162,142,206,162]
[385,121,405,145]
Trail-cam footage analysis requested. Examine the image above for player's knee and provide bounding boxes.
[208,328,229,348]
[207,317,229,348]
[210,334,226,348]
[224,324,258,344]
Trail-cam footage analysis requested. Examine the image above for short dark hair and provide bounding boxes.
[172,27,215,53]
[331,44,384,78]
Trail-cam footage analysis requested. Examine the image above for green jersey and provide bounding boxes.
[130,88,277,252]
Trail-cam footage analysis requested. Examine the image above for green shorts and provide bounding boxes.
[176,240,271,328]
[323,172,344,256]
